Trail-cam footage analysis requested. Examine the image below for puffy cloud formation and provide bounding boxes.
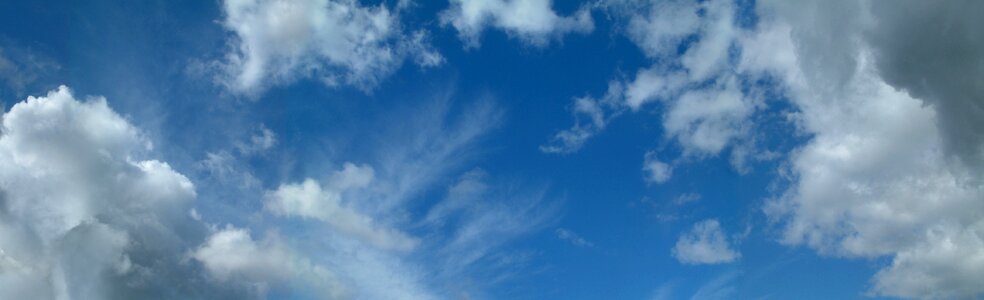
[265,163,418,251]
[620,0,759,158]
[0,86,549,299]
[192,226,346,298]
[672,219,740,265]
[643,152,672,184]
[441,0,594,47]
[218,0,443,94]
[749,1,984,298]
[0,86,209,299]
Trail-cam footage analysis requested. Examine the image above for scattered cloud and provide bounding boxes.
[673,219,740,265]
[540,82,623,154]
[192,226,346,298]
[673,193,701,206]
[441,0,594,47]
[265,163,419,252]
[690,271,739,300]
[546,0,766,173]
[643,152,673,184]
[556,228,594,248]
[216,0,442,95]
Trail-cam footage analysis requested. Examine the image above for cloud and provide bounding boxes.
[547,0,764,170]
[556,228,594,248]
[192,226,346,298]
[240,94,544,298]
[663,79,755,156]
[441,0,594,47]
[422,170,557,292]
[265,163,419,252]
[624,0,701,59]
[217,0,442,95]
[749,1,984,298]
[0,45,59,97]
[672,219,740,265]
[864,0,984,171]
[689,271,739,300]
[0,86,220,299]
[643,152,673,184]
[540,82,623,154]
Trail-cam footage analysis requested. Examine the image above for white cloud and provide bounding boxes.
[749,1,984,298]
[672,219,740,265]
[643,152,673,184]
[218,0,442,95]
[424,170,557,289]
[689,271,739,300]
[625,0,700,58]
[548,0,762,171]
[541,82,623,154]
[235,124,276,155]
[0,86,206,298]
[441,0,594,47]
[265,163,419,251]
[556,228,594,248]
[192,226,346,298]
[663,79,755,156]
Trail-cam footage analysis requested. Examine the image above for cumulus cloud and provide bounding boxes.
[749,1,984,298]
[672,219,740,265]
[621,0,756,158]
[441,0,594,47]
[217,0,443,95]
[643,152,673,184]
[265,163,418,251]
[0,86,216,299]
[192,226,346,298]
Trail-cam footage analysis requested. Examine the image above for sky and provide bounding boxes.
[0,0,982,299]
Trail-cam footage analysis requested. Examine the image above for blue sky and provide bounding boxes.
[1,0,982,299]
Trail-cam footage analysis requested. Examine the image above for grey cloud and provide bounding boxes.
[865,0,984,170]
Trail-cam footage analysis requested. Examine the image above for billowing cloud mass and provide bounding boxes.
[864,0,984,171]
[672,219,740,265]
[749,1,984,298]
[218,0,443,95]
[441,0,594,47]
[0,86,207,299]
